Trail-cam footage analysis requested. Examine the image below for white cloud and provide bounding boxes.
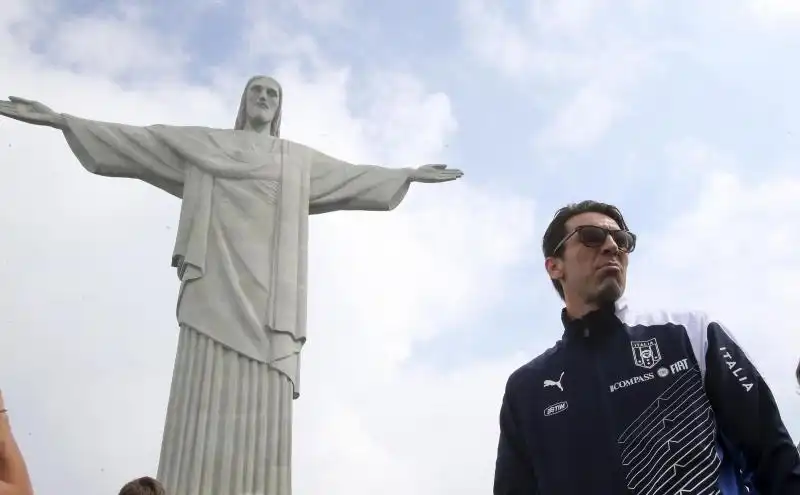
[458,0,532,80]
[242,0,357,65]
[749,0,800,25]
[0,3,535,495]
[43,12,188,79]
[305,184,534,385]
[458,0,618,83]
[294,355,526,495]
[292,0,349,25]
[245,16,324,65]
[535,82,623,149]
[663,139,737,175]
[457,0,671,150]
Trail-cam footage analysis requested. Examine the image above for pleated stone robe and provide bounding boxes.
[61,116,413,495]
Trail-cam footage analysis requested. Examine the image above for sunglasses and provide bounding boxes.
[552,225,637,256]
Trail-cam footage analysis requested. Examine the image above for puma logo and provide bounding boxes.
[543,371,565,392]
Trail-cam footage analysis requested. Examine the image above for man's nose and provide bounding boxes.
[600,234,620,255]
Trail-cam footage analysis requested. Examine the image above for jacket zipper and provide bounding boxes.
[585,323,631,493]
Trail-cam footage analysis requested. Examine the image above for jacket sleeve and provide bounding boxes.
[494,376,539,495]
[703,319,800,492]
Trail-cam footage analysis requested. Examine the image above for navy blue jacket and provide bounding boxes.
[494,300,800,494]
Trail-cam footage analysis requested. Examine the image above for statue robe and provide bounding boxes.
[61,116,412,495]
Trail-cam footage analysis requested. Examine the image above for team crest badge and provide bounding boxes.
[631,338,662,369]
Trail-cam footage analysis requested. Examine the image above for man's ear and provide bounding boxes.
[545,256,563,282]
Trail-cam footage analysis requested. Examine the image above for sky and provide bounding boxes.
[1,0,799,493]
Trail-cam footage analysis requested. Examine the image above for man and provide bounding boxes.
[0,391,33,495]
[118,477,165,495]
[494,201,800,494]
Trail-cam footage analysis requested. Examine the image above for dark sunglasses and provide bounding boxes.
[552,225,637,256]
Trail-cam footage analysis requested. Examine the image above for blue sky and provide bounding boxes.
[2,0,800,494]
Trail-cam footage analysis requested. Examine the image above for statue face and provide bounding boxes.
[245,77,280,127]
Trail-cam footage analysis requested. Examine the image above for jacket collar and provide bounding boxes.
[561,297,628,341]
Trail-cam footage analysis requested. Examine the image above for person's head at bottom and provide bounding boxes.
[796,358,799,388]
[118,477,165,495]
[542,200,636,318]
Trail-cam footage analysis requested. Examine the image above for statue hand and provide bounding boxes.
[0,96,65,129]
[409,164,464,183]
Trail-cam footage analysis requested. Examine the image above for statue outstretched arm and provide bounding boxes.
[1,96,185,197]
[308,149,464,214]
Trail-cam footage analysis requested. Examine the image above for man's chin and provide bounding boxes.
[595,280,624,304]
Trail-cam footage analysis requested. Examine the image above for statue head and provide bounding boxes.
[234,75,283,137]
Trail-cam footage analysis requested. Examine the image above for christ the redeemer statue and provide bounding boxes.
[0,76,464,495]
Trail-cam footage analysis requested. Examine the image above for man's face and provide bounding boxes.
[245,77,280,127]
[546,212,630,308]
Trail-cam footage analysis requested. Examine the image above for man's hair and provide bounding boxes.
[118,477,165,495]
[541,200,629,300]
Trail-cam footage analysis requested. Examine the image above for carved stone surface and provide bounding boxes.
[0,76,463,495]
